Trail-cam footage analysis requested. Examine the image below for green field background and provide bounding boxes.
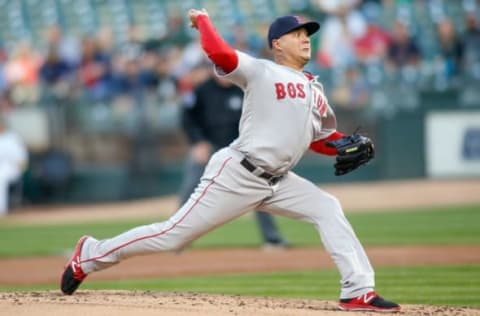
[0,204,479,308]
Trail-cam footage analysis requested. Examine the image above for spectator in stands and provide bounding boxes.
[138,51,161,94]
[313,0,367,69]
[0,116,27,216]
[0,46,13,115]
[40,47,72,85]
[155,47,181,107]
[111,52,159,109]
[354,11,391,64]
[118,25,144,61]
[460,13,480,79]
[435,18,463,80]
[145,9,192,52]
[331,65,370,108]
[78,36,113,103]
[4,41,41,105]
[39,46,74,102]
[96,27,116,63]
[0,46,9,94]
[385,20,421,71]
[163,10,192,49]
[171,39,211,109]
[111,57,145,109]
[43,25,81,68]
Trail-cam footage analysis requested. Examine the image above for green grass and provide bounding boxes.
[198,204,480,247]
[346,204,480,246]
[1,204,479,308]
[2,265,479,308]
[0,204,479,257]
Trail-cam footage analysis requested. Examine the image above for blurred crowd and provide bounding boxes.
[0,1,478,118]
[311,0,480,111]
[0,0,478,148]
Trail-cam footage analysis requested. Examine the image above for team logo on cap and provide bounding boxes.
[294,15,304,23]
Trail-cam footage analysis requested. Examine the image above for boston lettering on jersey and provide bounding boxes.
[274,82,327,117]
[274,82,305,99]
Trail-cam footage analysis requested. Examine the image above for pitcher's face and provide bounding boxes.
[274,27,311,65]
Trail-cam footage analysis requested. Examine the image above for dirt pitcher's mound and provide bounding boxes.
[2,291,479,316]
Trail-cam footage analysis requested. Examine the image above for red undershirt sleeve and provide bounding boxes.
[309,131,345,156]
[197,15,238,74]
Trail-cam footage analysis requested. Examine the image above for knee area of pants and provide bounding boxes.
[323,194,342,211]
[165,238,190,251]
[308,196,343,223]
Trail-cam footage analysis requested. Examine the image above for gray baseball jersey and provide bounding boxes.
[76,51,374,299]
[222,51,337,175]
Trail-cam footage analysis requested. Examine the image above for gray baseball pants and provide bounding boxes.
[79,147,374,298]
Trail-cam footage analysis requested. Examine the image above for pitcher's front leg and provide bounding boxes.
[261,172,374,299]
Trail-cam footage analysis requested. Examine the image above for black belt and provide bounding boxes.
[240,158,284,185]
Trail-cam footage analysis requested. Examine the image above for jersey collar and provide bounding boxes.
[303,71,318,82]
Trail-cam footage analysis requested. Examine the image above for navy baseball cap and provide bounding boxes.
[268,15,320,48]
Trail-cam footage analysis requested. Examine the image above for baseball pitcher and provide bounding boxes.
[60,8,399,312]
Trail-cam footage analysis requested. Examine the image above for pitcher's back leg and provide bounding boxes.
[77,151,270,276]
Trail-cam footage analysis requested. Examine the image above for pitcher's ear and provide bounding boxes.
[271,39,280,50]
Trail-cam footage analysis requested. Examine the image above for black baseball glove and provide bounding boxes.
[326,133,375,176]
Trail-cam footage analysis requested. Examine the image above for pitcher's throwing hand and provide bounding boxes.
[188,8,208,29]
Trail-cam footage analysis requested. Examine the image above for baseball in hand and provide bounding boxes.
[188,8,209,29]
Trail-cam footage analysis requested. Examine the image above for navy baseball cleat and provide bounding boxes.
[338,291,400,312]
[60,236,89,295]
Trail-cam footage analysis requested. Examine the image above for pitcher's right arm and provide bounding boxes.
[188,9,238,74]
